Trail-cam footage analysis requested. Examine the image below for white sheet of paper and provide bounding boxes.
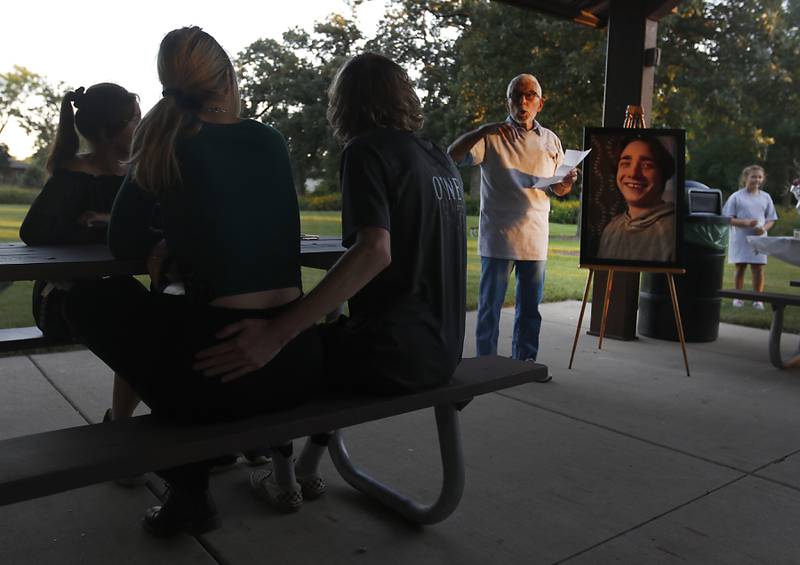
[531,148,591,188]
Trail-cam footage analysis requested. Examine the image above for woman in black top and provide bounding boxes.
[19,83,143,428]
[62,27,323,537]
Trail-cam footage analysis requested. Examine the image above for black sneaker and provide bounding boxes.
[142,488,221,538]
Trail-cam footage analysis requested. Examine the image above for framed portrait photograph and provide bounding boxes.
[579,127,686,269]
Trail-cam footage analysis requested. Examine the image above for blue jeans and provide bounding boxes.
[476,257,546,361]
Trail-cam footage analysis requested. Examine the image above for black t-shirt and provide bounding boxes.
[336,128,466,391]
[19,170,122,245]
[110,120,301,300]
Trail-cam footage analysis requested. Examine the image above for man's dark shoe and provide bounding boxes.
[142,488,221,538]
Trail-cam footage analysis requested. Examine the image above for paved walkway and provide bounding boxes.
[1,301,799,564]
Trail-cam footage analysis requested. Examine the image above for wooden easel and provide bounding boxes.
[568,105,690,376]
[568,265,690,376]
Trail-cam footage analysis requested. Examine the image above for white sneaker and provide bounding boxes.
[250,467,303,513]
[753,301,765,310]
[732,299,744,308]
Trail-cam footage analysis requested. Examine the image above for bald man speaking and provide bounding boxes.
[448,74,576,378]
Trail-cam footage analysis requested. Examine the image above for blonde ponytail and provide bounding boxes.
[130,26,240,194]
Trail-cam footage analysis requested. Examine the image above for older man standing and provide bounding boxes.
[448,74,576,376]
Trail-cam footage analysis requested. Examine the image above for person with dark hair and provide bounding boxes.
[194,52,467,512]
[597,136,677,262]
[722,164,777,309]
[446,74,577,371]
[19,82,143,434]
[62,27,324,537]
[21,83,140,243]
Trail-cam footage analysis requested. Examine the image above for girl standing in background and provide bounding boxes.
[722,164,778,310]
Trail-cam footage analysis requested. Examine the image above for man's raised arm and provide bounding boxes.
[447,122,522,164]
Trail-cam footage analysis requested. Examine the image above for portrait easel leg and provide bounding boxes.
[569,269,594,369]
[666,273,691,376]
[598,269,615,350]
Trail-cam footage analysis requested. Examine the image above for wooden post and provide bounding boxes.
[598,269,615,350]
[589,0,660,341]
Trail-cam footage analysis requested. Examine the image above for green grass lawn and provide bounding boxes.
[1,207,797,333]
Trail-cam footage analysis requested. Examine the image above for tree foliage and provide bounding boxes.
[235,0,798,200]
[236,12,363,194]
[0,143,10,169]
[0,66,65,185]
[3,0,798,199]
[0,66,43,139]
[655,0,800,195]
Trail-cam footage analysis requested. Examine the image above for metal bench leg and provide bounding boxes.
[328,403,465,525]
[769,304,786,369]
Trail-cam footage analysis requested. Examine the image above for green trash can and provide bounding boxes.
[638,181,730,342]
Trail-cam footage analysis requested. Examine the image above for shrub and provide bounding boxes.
[298,193,342,211]
[296,192,580,225]
[769,204,800,236]
[0,185,38,205]
[464,195,479,216]
[549,198,580,224]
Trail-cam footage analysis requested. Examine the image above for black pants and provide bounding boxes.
[64,277,324,492]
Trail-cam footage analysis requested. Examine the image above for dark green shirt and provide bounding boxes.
[110,119,301,299]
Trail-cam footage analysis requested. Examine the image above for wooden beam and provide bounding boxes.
[494,0,608,27]
[589,0,661,340]
[492,0,681,28]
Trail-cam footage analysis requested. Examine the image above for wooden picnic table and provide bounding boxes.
[0,238,346,352]
[0,237,346,282]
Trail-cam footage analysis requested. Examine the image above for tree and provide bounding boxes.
[236,0,800,202]
[655,0,800,195]
[15,79,65,155]
[0,66,42,138]
[11,77,68,187]
[0,65,66,185]
[237,13,364,194]
[0,142,10,169]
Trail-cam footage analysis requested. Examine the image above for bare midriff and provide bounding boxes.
[210,287,301,310]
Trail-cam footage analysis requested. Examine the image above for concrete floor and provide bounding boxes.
[1,301,799,565]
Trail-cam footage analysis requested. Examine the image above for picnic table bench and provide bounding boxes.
[718,288,800,369]
[0,241,548,525]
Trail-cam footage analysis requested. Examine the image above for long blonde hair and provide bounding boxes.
[130,27,240,193]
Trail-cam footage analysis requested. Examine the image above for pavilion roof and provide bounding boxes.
[493,0,682,28]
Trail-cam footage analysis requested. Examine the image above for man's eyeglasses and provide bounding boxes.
[509,91,542,102]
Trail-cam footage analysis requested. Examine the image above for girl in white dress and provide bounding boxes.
[722,165,778,309]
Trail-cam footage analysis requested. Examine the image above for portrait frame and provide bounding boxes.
[579,127,686,270]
